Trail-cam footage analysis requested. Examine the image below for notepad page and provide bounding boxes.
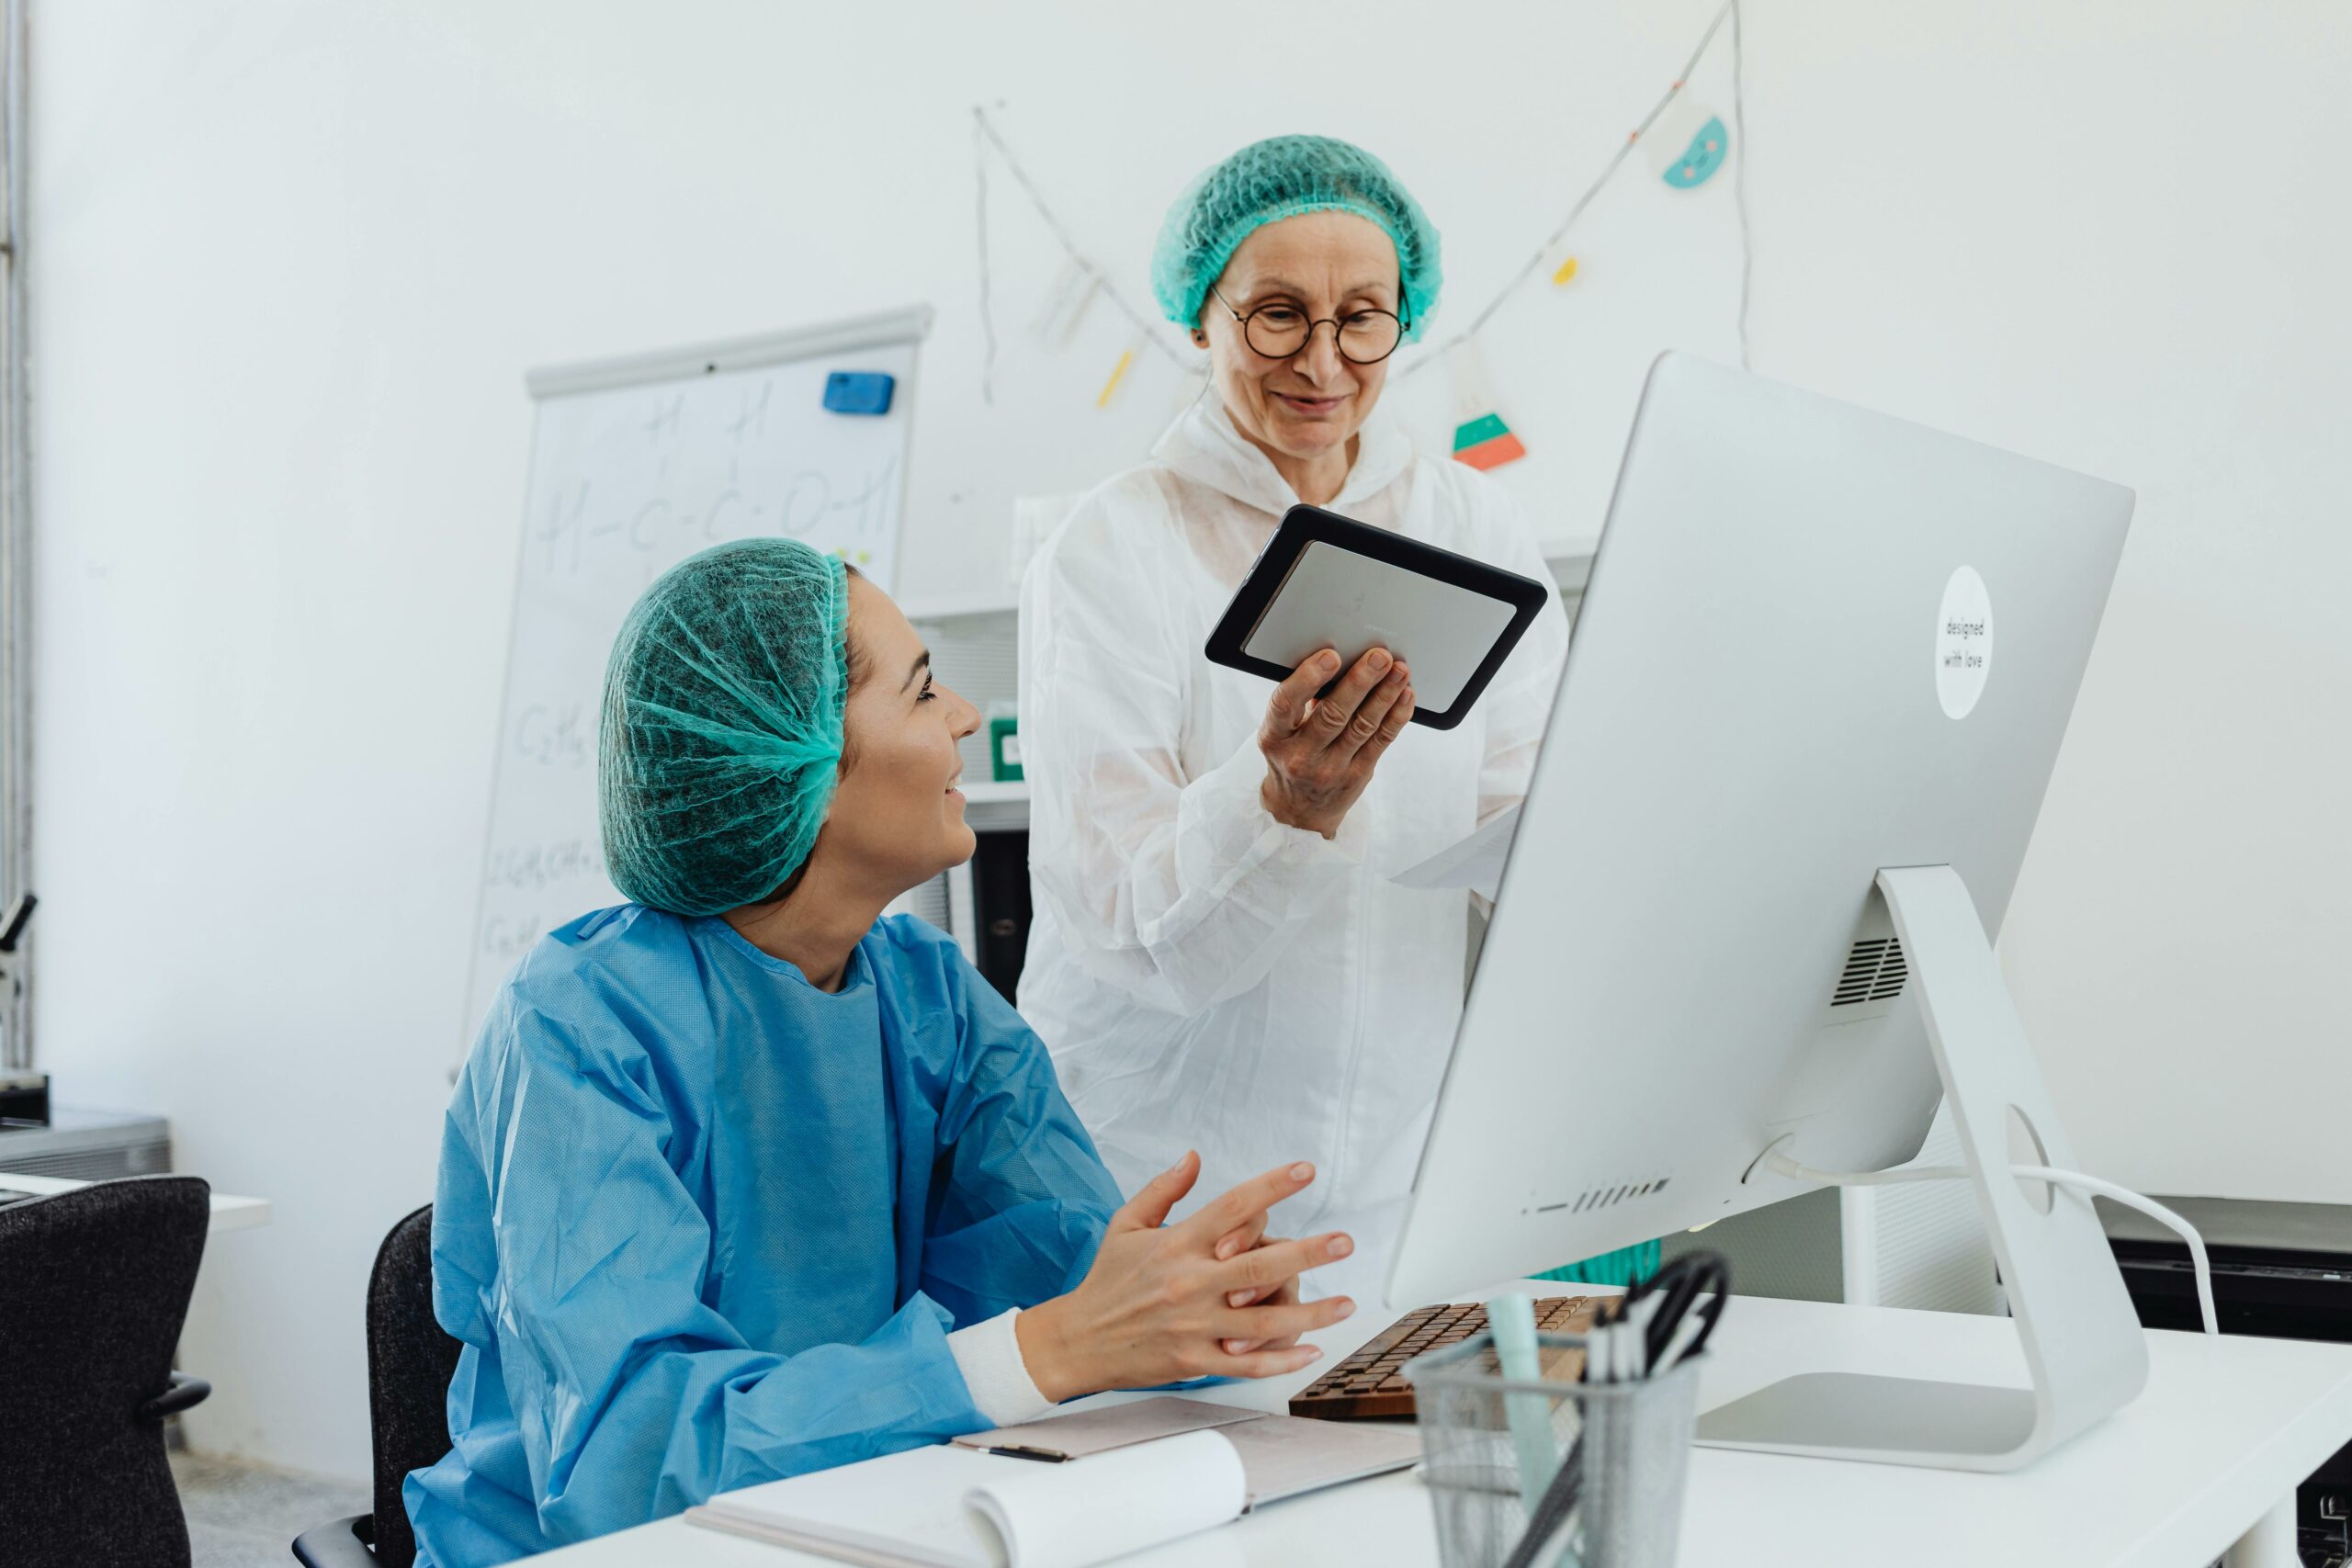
[696,1444,1005,1568]
[967,1429,1246,1568]
[952,1394,1259,1461]
[1216,1413,1423,1508]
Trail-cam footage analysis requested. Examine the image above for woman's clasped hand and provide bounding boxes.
[1016,1151,1355,1401]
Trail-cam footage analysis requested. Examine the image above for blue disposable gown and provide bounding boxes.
[403,906,1122,1567]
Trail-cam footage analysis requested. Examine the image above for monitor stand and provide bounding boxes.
[1695,863,2150,1472]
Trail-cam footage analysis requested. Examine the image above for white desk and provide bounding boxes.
[0,1169,273,1234]
[526,1288,2352,1568]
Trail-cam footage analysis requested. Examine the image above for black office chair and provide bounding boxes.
[0,1174,213,1568]
[292,1204,464,1568]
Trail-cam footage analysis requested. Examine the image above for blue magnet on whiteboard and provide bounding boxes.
[823,371,896,415]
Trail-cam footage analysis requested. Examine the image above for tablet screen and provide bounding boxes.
[1243,540,1519,711]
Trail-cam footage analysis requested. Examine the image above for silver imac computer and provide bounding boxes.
[1388,354,2139,1472]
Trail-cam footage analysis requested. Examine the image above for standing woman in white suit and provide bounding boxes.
[1018,135,1646,1303]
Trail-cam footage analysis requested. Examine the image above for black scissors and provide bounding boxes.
[1629,1249,1730,1372]
[1497,1251,1730,1568]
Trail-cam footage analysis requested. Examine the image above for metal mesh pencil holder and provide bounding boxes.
[1407,1332,1702,1568]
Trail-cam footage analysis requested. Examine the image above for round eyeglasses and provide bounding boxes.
[1209,286,1408,366]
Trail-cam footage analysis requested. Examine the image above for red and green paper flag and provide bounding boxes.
[1449,341,1528,471]
[1452,410,1528,470]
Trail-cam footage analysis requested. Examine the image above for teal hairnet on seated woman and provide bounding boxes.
[404,539,1362,1567]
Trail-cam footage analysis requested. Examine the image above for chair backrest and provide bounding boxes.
[0,1174,211,1568]
[366,1204,464,1568]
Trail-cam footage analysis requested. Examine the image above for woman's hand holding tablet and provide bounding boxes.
[1205,504,1554,733]
[1254,645,1416,838]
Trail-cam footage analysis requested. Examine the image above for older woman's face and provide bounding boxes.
[1199,210,1402,468]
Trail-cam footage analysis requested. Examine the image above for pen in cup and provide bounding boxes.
[1487,1292,1558,1517]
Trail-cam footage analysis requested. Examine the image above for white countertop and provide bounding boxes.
[525,1283,2352,1566]
[0,1169,272,1234]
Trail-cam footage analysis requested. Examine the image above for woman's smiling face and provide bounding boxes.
[1198,209,1402,471]
[806,572,981,899]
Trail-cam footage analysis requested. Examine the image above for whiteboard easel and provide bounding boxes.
[462,307,931,1039]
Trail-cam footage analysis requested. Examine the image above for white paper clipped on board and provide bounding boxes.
[464,310,927,1040]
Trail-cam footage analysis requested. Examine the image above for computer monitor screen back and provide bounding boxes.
[1386,355,2132,1310]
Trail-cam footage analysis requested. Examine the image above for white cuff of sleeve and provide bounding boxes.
[947,1308,1055,1427]
[1182,737,1368,912]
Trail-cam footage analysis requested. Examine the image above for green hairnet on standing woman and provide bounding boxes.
[405,540,1363,1566]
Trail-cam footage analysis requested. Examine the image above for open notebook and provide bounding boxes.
[685,1396,1420,1568]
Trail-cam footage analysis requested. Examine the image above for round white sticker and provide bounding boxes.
[1936,566,1994,719]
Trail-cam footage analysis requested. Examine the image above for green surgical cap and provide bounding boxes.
[597,538,851,916]
[1150,134,1442,342]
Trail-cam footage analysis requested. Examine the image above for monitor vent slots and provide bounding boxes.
[1534,1176,1670,1216]
[1832,937,1908,1007]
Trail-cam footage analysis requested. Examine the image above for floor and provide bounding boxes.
[171,1450,368,1568]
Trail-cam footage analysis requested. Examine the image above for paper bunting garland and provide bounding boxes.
[1648,96,1730,188]
[968,0,1752,449]
[1449,342,1529,471]
[1096,338,1139,410]
[1398,0,1751,382]
[971,107,1185,408]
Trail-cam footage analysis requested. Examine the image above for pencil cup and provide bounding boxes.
[1407,1333,1702,1568]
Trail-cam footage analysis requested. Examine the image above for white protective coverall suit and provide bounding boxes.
[1016,396,1569,1302]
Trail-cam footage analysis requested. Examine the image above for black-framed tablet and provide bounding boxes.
[1204,504,1554,731]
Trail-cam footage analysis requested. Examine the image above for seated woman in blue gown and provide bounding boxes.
[405,540,1359,1567]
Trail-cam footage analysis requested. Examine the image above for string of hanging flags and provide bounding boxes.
[969,0,1751,470]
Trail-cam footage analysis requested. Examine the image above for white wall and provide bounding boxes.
[28,0,2350,1479]
[1736,3,2352,1204]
